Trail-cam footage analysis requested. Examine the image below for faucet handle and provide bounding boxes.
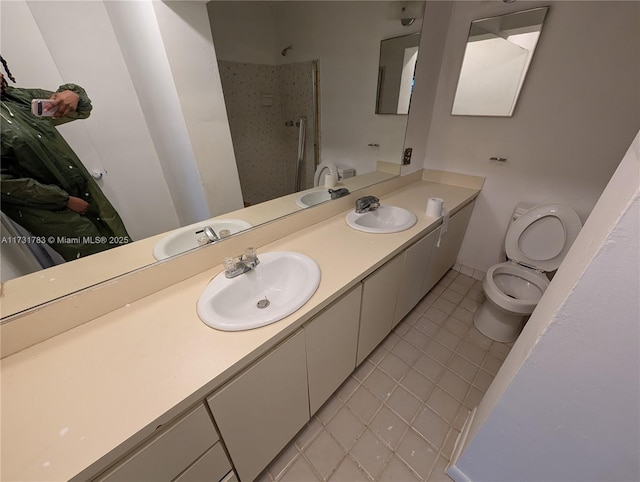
[223,257,237,275]
[244,247,257,259]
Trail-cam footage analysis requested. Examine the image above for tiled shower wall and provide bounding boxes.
[218,60,317,206]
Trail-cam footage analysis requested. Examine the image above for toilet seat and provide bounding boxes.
[505,203,582,272]
[484,262,550,315]
[313,161,338,187]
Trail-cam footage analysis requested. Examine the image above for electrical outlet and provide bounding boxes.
[402,147,413,165]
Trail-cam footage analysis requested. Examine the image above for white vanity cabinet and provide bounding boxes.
[392,201,476,326]
[305,284,362,415]
[356,254,404,365]
[393,229,439,326]
[206,330,309,482]
[95,403,231,482]
[422,201,475,294]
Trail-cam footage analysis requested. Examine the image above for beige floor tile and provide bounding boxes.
[411,406,451,450]
[315,395,343,426]
[369,405,409,450]
[433,297,457,315]
[349,428,392,479]
[363,368,397,402]
[278,455,320,482]
[386,385,421,424]
[267,442,300,480]
[437,370,471,403]
[425,339,455,366]
[428,456,453,482]
[426,387,461,424]
[378,455,420,481]
[403,326,431,351]
[304,429,346,479]
[326,406,366,451]
[434,327,462,351]
[400,368,434,401]
[334,376,360,403]
[414,316,440,338]
[447,354,479,384]
[353,359,375,382]
[424,306,449,324]
[328,455,372,482]
[295,418,323,450]
[473,369,495,392]
[346,385,383,424]
[396,428,439,479]
[455,340,486,366]
[442,316,469,338]
[413,354,446,382]
[378,352,411,382]
[391,339,422,366]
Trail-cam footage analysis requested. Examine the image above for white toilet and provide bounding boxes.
[474,202,582,343]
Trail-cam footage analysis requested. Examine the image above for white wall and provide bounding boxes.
[208,1,422,175]
[154,1,244,218]
[104,1,212,226]
[408,1,640,272]
[449,130,639,482]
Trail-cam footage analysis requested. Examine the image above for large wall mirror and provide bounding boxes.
[376,33,420,115]
[0,0,424,319]
[451,6,549,116]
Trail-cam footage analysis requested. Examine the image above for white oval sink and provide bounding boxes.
[197,251,321,331]
[152,219,252,260]
[346,205,417,234]
[296,189,331,208]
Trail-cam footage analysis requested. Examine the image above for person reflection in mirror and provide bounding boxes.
[0,56,130,262]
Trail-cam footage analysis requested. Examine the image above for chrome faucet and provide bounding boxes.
[196,226,220,246]
[224,247,260,278]
[355,196,380,213]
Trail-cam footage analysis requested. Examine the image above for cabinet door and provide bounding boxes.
[174,443,232,482]
[96,404,219,482]
[423,201,475,293]
[357,254,404,365]
[306,284,362,415]
[207,331,309,482]
[393,229,438,326]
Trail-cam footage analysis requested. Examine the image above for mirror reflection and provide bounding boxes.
[451,7,549,117]
[376,33,420,115]
[0,0,423,319]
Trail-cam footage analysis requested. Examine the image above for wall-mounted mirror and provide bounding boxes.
[0,0,424,320]
[376,33,420,115]
[451,6,549,117]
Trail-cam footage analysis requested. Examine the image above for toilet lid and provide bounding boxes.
[505,203,582,272]
[314,161,338,187]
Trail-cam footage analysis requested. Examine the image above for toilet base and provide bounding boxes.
[474,300,526,343]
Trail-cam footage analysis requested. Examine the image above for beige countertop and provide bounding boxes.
[0,175,480,481]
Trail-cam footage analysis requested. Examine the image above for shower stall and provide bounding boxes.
[217,60,319,207]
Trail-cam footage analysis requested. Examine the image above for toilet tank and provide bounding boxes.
[337,166,356,180]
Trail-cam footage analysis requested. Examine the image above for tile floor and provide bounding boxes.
[257,270,513,482]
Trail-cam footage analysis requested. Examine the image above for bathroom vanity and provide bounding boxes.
[0,170,482,481]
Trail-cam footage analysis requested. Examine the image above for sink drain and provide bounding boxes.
[257,297,270,309]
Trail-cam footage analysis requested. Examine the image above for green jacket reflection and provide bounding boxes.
[1,83,130,261]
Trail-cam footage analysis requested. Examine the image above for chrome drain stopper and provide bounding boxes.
[257,297,270,309]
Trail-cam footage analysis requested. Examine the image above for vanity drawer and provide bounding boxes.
[175,442,232,482]
[97,404,219,482]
